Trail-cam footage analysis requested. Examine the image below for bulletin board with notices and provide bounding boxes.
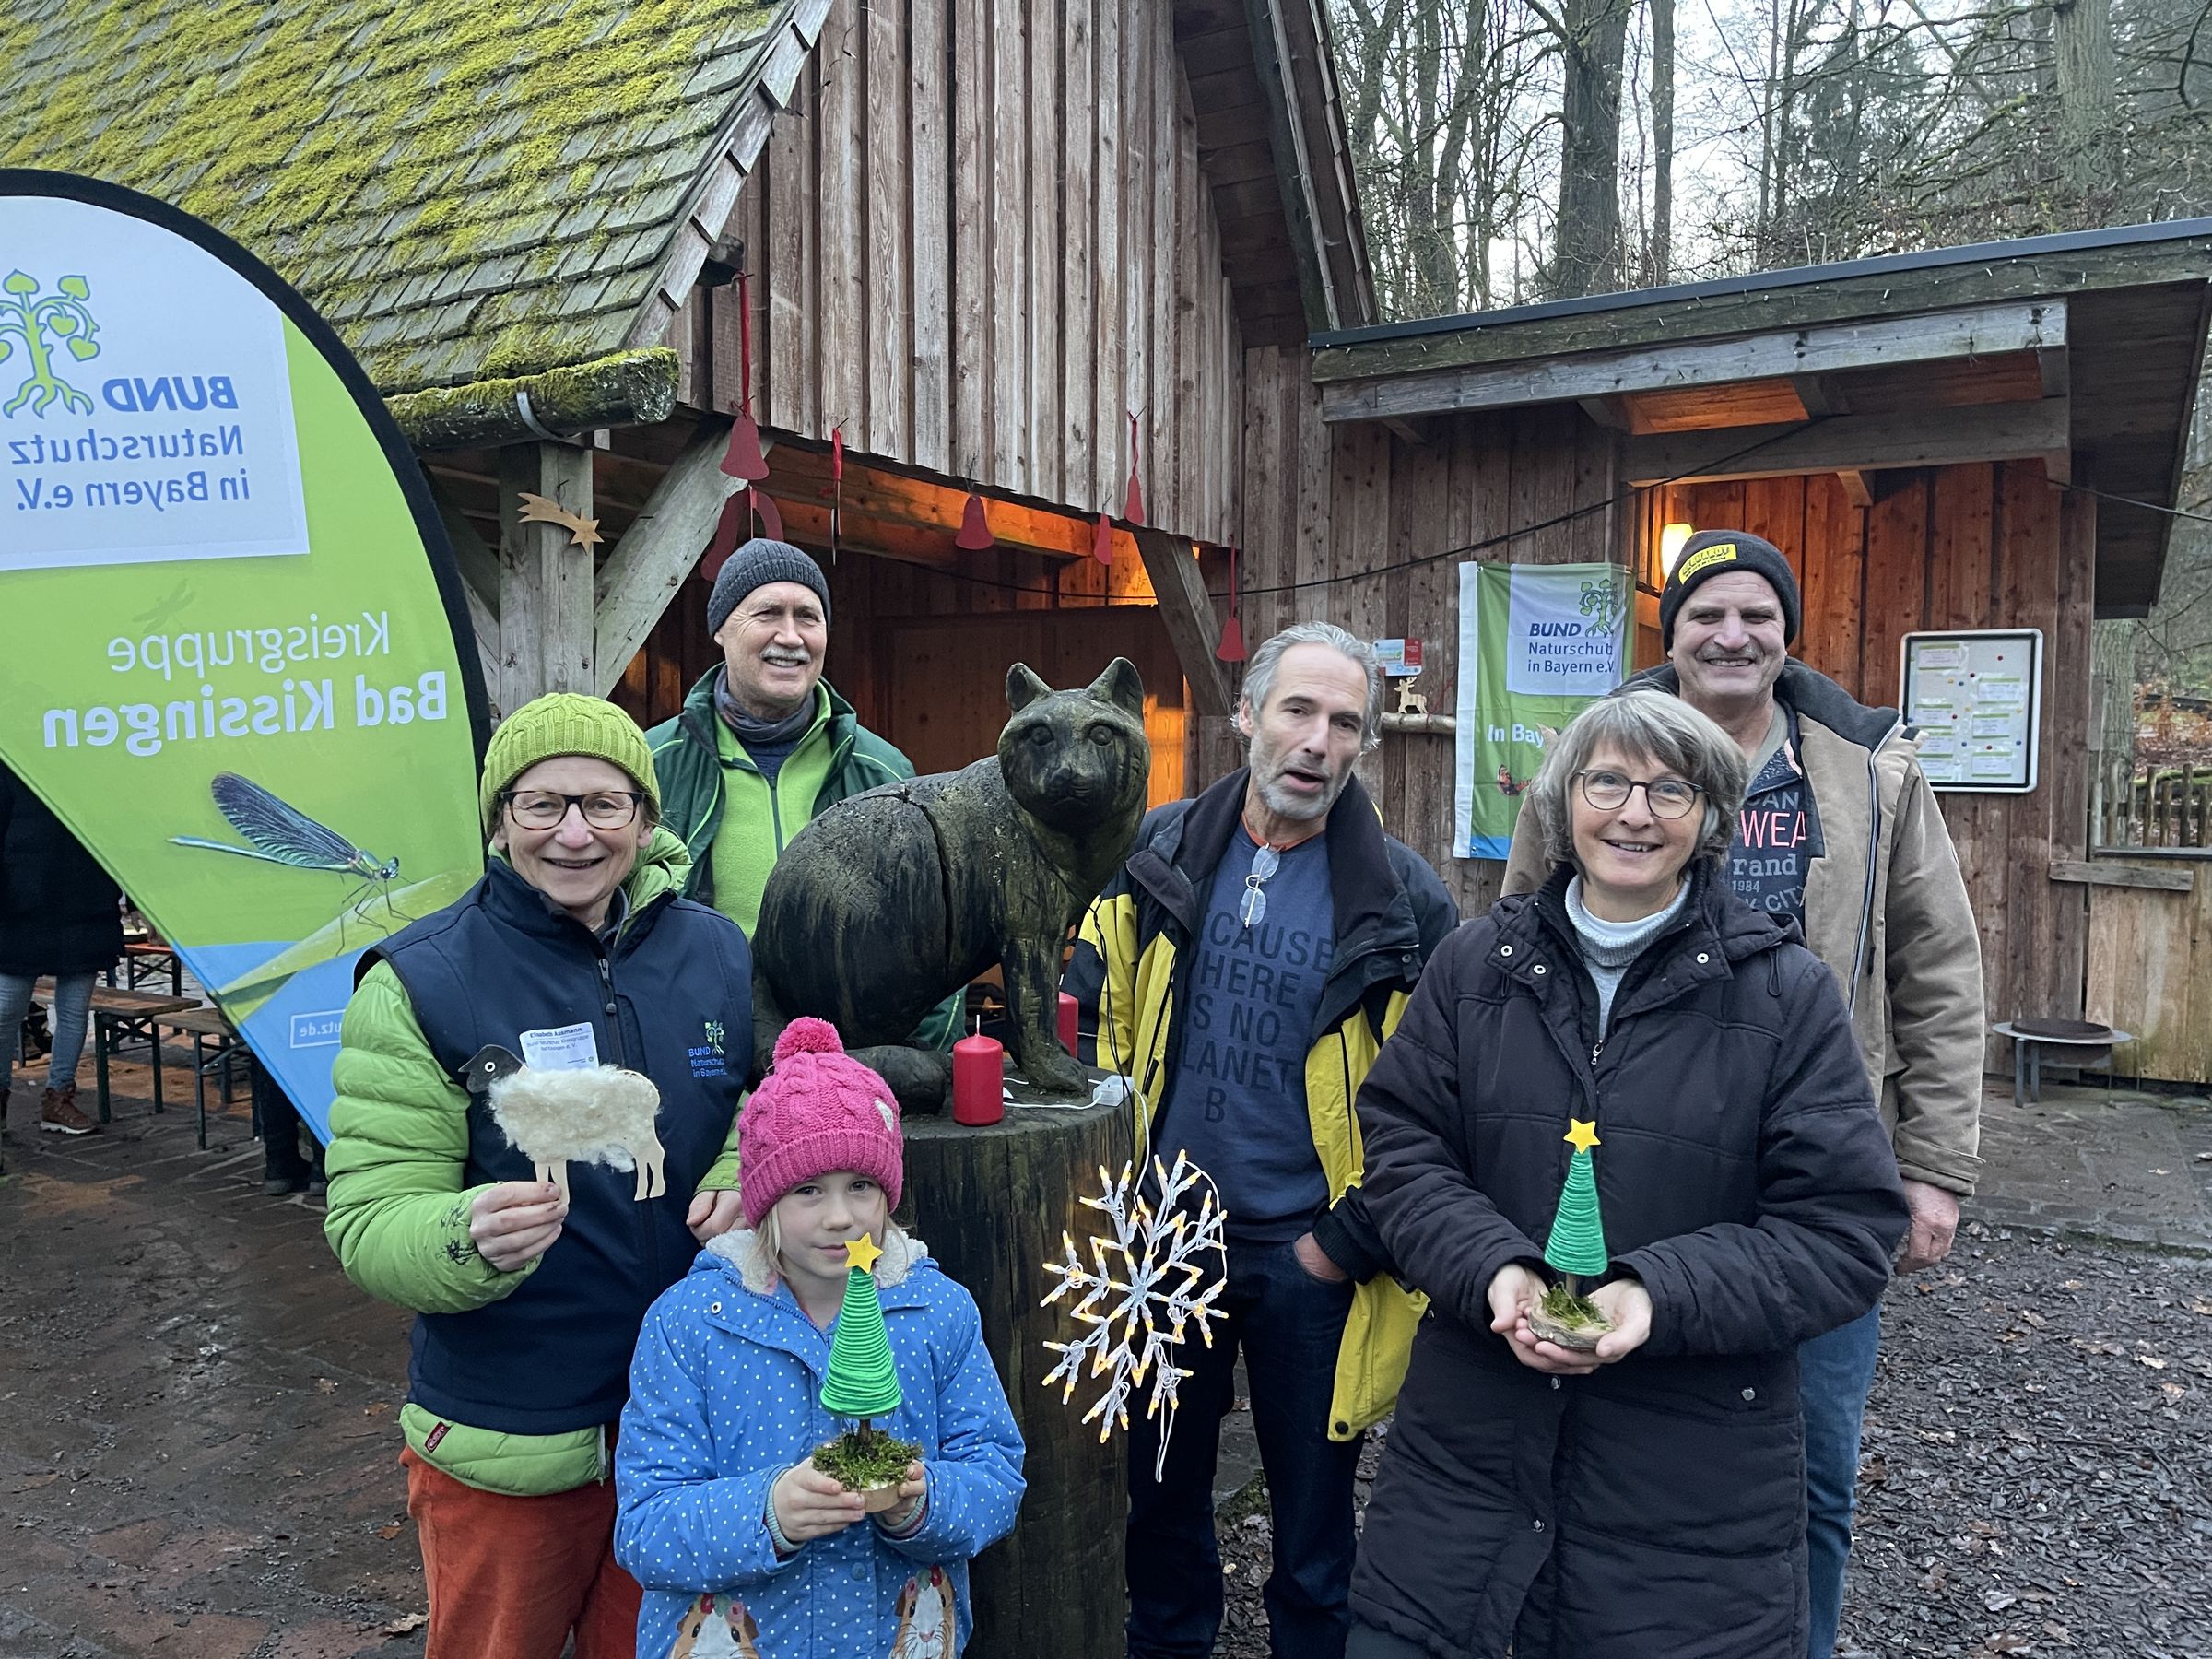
[1898,629,2043,793]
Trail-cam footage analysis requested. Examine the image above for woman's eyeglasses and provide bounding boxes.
[502,790,644,830]
[1574,770,1703,819]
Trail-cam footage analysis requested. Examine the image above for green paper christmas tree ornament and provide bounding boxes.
[1530,1120,1616,1352]
[819,1234,904,1419]
[812,1236,921,1503]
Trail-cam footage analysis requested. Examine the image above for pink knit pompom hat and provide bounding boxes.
[737,1018,905,1229]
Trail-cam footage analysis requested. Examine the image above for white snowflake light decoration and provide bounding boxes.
[1040,1151,1229,1471]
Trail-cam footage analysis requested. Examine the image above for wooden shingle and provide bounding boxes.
[1,0,809,394]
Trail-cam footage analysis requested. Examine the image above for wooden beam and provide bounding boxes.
[1792,374,1838,416]
[1320,300,2068,423]
[497,441,596,710]
[592,418,743,696]
[766,445,1092,559]
[2050,858,2195,891]
[1579,395,1631,430]
[2038,345,2070,398]
[1836,469,1874,508]
[1132,527,1233,718]
[1380,416,1432,446]
[1622,398,2072,485]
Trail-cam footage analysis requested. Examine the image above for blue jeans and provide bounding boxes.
[1801,1305,1882,1657]
[0,971,91,1090]
[1126,1237,1362,1659]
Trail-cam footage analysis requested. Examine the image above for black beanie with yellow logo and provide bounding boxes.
[1658,529,1800,650]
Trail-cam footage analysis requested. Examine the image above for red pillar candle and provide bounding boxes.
[1058,991,1080,1056]
[952,1022,1005,1126]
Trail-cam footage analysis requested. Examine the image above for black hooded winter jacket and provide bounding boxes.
[0,763,123,978]
[1348,863,1909,1659]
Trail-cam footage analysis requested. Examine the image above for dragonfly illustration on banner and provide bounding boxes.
[170,772,412,924]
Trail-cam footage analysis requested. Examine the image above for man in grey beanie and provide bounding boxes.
[645,539,914,938]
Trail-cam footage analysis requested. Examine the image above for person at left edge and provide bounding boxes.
[324,694,755,1659]
[1065,621,1457,1659]
[648,536,959,1052]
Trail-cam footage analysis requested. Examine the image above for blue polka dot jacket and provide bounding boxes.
[615,1228,1025,1659]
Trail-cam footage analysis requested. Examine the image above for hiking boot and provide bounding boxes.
[39,1084,97,1136]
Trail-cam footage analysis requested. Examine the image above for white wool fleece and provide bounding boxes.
[487,1064,664,1171]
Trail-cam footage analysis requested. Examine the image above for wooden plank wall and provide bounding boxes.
[2084,864,2212,1083]
[677,0,1243,548]
[1231,357,2106,1069]
[1227,350,1623,919]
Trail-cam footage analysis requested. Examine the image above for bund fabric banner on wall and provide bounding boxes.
[1,171,488,1139]
[1453,561,1630,859]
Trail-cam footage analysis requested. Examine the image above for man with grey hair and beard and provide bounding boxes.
[1066,621,1457,1659]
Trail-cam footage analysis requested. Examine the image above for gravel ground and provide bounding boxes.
[1212,1227,2212,1659]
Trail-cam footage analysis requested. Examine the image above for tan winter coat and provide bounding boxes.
[1502,660,1985,1195]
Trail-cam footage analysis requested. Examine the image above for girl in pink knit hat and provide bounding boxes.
[615,1018,1024,1659]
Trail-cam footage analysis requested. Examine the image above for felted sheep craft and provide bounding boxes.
[461,1044,668,1204]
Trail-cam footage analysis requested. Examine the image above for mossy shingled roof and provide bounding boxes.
[0,0,787,394]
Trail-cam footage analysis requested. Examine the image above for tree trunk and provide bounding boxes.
[1651,0,1675,284]
[1551,0,1631,298]
[2053,0,2117,201]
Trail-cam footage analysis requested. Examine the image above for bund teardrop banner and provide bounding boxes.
[1,171,489,1139]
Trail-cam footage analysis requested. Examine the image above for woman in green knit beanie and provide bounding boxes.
[323,691,755,1659]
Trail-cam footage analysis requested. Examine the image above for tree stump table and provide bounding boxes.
[899,1090,1131,1659]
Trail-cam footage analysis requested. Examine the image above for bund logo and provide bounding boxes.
[1,271,101,418]
[1578,573,1626,636]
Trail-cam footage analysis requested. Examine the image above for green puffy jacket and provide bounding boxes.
[646,670,912,933]
[323,829,743,1494]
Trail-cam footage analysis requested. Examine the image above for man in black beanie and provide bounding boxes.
[1503,524,1984,1659]
[644,538,912,937]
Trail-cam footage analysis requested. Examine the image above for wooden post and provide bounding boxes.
[898,1099,1130,1659]
[497,441,596,712]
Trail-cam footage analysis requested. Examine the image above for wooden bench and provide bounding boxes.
[164,1005,247,1149]
[33,979,195,1124]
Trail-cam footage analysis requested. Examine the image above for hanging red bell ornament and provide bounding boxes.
[751,488,784,542]
[956,489,994,551]
[1216,544,1248,663]
[1092,510,1114,566]
[722,271,770,483]
[1124,412,1145,524]
[702,489,748,580]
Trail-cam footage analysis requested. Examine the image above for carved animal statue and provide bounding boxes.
[462,1044,668,1203]
[1393,678,1428,718]
[752,658,1152,1110]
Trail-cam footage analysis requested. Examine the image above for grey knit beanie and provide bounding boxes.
[707,538,832,635]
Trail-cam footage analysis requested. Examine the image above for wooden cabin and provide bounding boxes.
[3,0,1368,819]
[1262,224,2212,1080]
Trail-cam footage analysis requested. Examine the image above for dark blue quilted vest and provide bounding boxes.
[364,861,754,1434]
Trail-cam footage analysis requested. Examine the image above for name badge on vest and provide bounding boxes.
[519,1022,600,1072]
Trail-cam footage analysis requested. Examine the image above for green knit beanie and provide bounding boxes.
[479,694,659,837]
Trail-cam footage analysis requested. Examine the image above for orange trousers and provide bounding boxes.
[402,1444,642,1659]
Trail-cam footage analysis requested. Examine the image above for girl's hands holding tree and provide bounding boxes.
[1487,1264,1653,1374]
[875,1461,927,1532]
[771,1462,866,1544]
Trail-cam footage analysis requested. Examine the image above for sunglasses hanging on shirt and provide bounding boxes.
[1240,843,1281,928]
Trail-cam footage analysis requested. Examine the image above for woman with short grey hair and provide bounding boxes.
[1342,689,1907,1659]
[1525,688,1748,872]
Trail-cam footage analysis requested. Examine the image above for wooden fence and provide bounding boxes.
[2081,856,2212,1085]
[2096,766,2212,850]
